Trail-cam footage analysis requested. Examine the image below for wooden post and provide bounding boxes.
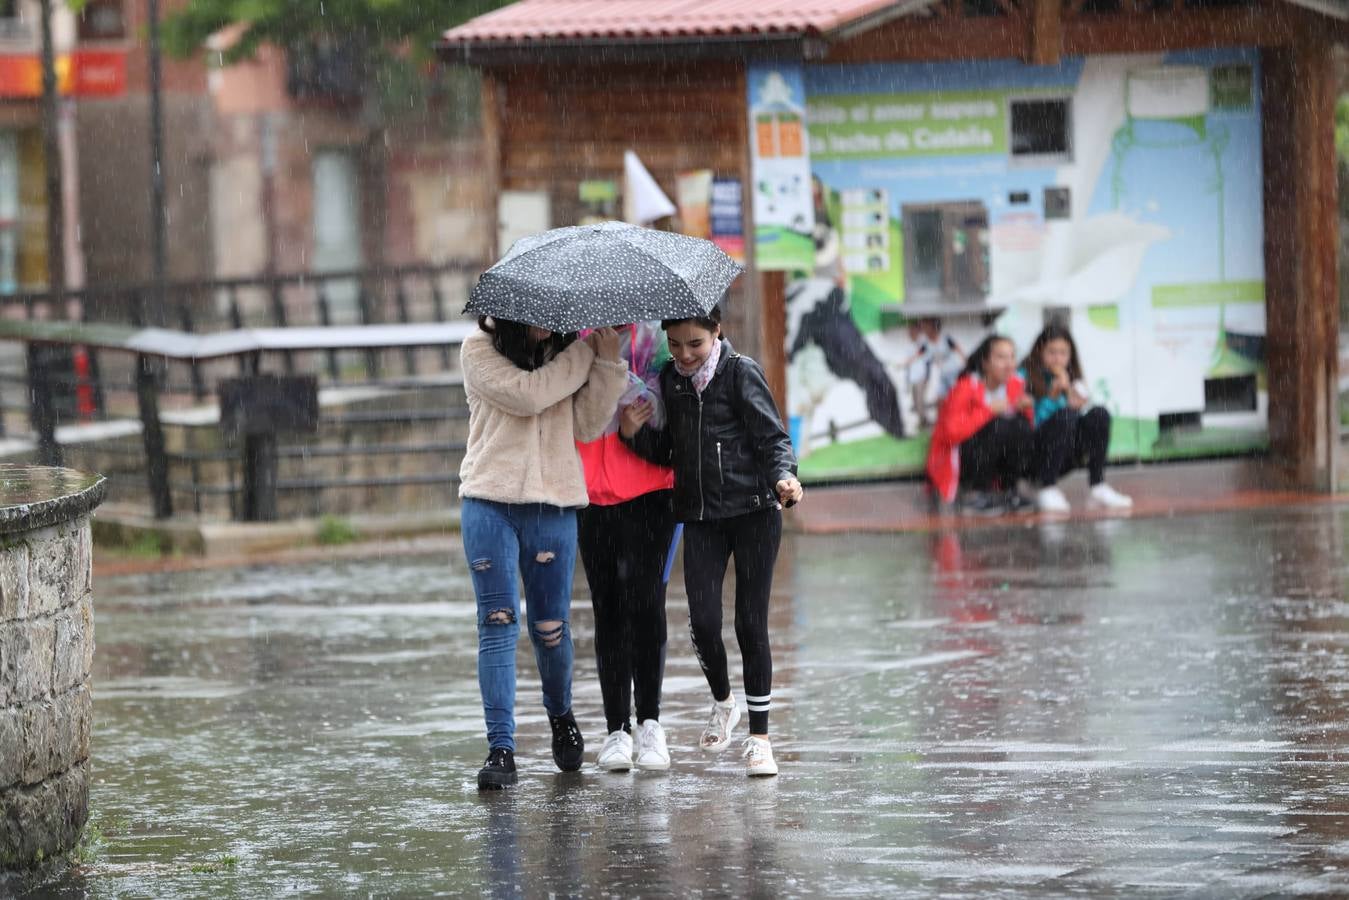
[136,354,173,518]
[242,433,279,521]
[1028,0,1062,66]
[481,69,504,261]
[1262,28,1339,491]
[760,270,788,420]
[27,344,61,467]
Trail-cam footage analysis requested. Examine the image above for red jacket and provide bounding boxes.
[577,432,673,506]
[926,373,1032,503]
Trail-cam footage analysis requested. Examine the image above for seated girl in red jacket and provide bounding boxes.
[926,335,1034,515]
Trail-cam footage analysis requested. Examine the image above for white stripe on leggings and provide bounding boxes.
[745,693,771,710]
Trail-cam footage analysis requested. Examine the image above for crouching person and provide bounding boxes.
[1019,324,1133,513]
[927,335,1034,516]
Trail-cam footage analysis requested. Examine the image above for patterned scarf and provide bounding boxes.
[674,338,722,395]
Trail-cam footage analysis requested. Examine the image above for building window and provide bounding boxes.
[78,0,127,42]
[0,0,30,42]
[312,150,364,316]
[0,129,48,293]
[901,201,990,306]
[1010,97,1071,162]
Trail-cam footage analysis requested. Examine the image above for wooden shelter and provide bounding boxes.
[441,0,1349,491]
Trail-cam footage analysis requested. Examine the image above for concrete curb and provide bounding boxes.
[92,505,461,559]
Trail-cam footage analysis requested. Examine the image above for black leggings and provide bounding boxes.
[1035,407,1111,487]
[959,414,1033,492]
[683,507,781,735]
[577,490,675,735]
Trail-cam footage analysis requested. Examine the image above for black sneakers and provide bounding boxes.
[477,712,583,787]
[549,710,585,772]
[959,490,1007,516]
[477,747,517,790]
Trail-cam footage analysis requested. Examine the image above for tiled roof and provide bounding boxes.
[440,0,908,45]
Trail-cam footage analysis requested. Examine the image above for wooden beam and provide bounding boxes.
[825,16,1023,63]
[1261,28,1339,490]
[1063,9,1297,54]
[1299,23,1341,490]
[827,5,1311,64]
[1028,0,1063,66]
[1262,47,1299,484]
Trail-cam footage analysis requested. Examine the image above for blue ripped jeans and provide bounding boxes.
[461,498,578,752]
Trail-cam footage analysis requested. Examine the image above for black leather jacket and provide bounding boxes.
[625,339,797,523]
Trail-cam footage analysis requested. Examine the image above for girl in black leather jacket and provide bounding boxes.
[621,306,803,777]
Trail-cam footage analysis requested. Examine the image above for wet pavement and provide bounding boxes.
[22,502,1349,896]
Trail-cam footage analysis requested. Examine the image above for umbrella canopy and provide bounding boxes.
[465,221,743,333]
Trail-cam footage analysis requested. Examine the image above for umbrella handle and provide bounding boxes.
[662,523,683,585]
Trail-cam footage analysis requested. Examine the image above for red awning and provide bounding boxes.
[441,0,913,46]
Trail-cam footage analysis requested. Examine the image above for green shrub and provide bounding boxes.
[317,516,359,546]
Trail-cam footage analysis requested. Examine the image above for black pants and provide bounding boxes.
[1035,407,1111,487]
[577,490,676,735]
[959,414,1033,492]
[683,507,781,735]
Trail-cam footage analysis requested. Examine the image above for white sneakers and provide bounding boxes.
[1036,486,1071,513]
[1088,482,1134,510]
[595,698,780,778]
[1036,483,1134,513]
[700,695,741,752]
[635,719,670,771]
[700,696,779,777]
[741,736,778,777]
[596,729,634,772]
[596,721,671,772]
[1016,479,1039,503]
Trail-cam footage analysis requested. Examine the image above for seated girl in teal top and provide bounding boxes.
[1019,324,1132,514]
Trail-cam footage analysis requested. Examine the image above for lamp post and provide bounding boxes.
[34,0,64,466]
[141,0,172,517]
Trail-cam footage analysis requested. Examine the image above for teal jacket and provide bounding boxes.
[1018,367,1071,427]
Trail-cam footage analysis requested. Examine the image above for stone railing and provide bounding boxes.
[0,465,106,868]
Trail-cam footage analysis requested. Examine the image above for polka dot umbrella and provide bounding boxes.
[464,221,744,333]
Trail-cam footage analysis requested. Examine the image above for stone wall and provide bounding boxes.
[0,467,104,869]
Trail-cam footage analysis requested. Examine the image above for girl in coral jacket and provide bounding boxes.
[574,321,677,774]
[926,334,1034,515]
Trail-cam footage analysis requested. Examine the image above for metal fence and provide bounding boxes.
[0,262,482,521]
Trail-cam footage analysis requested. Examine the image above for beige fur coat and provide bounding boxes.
[457,329,628,508]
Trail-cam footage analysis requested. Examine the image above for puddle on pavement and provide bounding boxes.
[19,504,1349,896]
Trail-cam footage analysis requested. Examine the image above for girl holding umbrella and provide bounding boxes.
[458,318,627,790]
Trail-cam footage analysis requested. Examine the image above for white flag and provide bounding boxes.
[623,150,676,225]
